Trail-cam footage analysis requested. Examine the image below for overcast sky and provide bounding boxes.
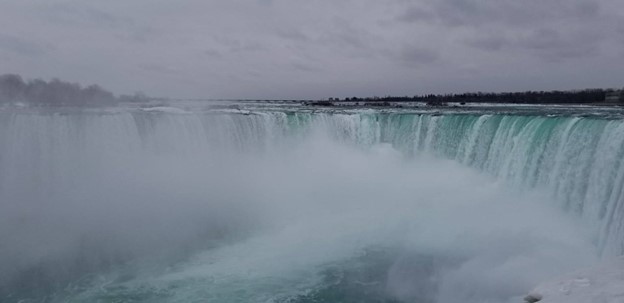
[1,0,623,99]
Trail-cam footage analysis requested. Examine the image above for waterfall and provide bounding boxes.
[372,114,624,255]
[2,111,623,253]
[1,107,623,302]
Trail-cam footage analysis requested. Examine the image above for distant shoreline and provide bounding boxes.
[300,89,623,107]
[302,100,624,108]
[178,89,624,107]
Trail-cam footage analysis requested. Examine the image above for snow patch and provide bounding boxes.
[528,256,624,303]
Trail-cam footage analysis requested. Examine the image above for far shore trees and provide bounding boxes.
[322,89,610,105]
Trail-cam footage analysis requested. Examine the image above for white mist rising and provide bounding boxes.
[0,109,603,302]
[140,137,596,303]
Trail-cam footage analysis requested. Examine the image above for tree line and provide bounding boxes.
[0,74,149,107]
[325,88,618,105]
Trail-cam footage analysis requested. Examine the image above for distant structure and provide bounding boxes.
[605,89,623,102]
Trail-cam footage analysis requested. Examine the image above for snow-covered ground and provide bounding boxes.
[528,256,624,303]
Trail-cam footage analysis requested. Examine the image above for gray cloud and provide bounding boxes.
[203,49,223,58]
[464,33,509,52]
[39,3,134,30]
[37,2,159,44]
[138,63,179,75]
[397,0,605,28]
[277,28,310,42]
[397,7,436,23]
[398,46,439,66]
[290,61,320,73]
[520,28,563,50]
[616,18,624,45]
[517,28,603,61]
[0,34,51,56]
[317,18,380,59]
[0,0,622,99]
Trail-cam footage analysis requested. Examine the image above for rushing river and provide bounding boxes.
[1,102,623,303]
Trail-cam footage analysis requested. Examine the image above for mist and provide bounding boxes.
[0,109,600,302]
[0,74,148,107]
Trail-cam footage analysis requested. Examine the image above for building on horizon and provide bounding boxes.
[605,89,623,102]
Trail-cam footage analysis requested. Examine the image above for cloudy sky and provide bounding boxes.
[1,0,623,99]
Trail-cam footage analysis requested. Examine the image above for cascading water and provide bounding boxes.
[1,103,623,302]
[375,113,624,255]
